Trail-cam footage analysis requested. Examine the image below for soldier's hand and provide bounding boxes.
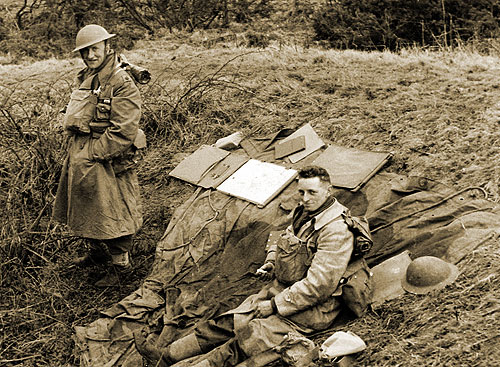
[254,300,274,318]
[255,262,275,281]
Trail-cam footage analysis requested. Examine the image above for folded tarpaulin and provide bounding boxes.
[311,144,393,192]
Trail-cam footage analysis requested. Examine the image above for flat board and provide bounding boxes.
[312,144,392,191]
[275,135,306,159]
[371,250,412,307]
[197,153,249,189]
[169,145,229,185]
[217,159,297,207]
[279,123,325,163]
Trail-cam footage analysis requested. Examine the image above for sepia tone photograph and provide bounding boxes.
[1,1,500,366]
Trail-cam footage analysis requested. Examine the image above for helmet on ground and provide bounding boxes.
[401,256,459,294]
[73,24,115,52]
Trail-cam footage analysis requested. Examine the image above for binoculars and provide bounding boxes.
[119,54,151,85]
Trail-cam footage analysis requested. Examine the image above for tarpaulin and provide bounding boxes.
[75,131,500,366]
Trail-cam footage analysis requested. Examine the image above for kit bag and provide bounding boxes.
[339,211,374,317]
[339,258,373,317]
[341,210,373,259]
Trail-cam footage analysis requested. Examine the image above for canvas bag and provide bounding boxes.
[274,227,314,285]
[341,210,373,259]
[339,257,373,317]
[340,210,374,317]
[63,89,96,134]
[338,211,374,317]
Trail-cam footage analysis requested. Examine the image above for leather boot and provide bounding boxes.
[134,329,170,367]
[134,332,203,366]
[71,241,110,267]
[95,252,132,287]
[94,263,132,287]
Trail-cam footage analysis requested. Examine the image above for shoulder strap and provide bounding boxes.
[342,210,373,260]
[93,64,124,100]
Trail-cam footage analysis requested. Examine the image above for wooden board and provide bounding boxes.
[169,145,229,185]
[279,123,325,163]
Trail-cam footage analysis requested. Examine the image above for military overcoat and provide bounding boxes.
[53,53,143,239]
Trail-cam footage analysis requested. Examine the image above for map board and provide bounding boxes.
[217,159,298,207]
[312,144,393,191]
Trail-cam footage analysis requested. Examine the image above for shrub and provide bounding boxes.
[312,0,500,51]
[0,74,70,257]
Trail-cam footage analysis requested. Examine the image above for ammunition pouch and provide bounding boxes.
[95,98,112,122]
[274,227,315,286]
[63,89,96,134]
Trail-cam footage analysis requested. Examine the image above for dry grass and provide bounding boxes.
[1,33,500,366]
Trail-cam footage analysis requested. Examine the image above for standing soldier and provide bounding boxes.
[53,24,145,287]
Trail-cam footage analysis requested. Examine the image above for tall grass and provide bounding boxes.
[0,74,71,257]
[1,39,500,365]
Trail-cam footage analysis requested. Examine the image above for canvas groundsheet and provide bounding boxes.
[74,131,500,367]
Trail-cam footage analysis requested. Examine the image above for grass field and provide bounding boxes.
[1,31,500,366]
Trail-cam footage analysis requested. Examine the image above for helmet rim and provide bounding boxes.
[401,256,459,294]
[73,24,115,52]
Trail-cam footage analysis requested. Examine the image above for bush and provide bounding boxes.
[0,74,70,257]
[312,0,500,51]
[1,0,280,61]
[1,0,142,60]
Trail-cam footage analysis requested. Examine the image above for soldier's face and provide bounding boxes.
[80,41,108,70]
[297,176,331,212]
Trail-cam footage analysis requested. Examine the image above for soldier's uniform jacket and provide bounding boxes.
[268,199,354,316]
[226,199,354,357]
[53,52,143,239]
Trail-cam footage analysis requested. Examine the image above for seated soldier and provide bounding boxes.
[134,165,355,367]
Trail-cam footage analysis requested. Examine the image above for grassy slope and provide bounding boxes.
[1,32,500,366]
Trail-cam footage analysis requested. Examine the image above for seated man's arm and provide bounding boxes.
[273,219,353,316]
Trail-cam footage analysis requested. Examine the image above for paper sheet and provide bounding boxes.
[217,159,297,207]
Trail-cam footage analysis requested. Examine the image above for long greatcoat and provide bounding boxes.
[53,53,143,240]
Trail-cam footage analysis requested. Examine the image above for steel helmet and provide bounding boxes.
[73,24,115,52]
[401,256,459,294]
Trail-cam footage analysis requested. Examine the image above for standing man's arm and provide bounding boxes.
[90,72,141,161]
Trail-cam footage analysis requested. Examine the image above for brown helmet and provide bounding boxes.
[73,24,115,52]
[401,256,459,294]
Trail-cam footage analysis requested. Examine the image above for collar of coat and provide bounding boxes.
[77,52,120,88]
[311,198,346,231]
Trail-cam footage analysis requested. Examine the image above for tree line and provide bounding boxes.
[313,0,500,50]
[1,0,500,59]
